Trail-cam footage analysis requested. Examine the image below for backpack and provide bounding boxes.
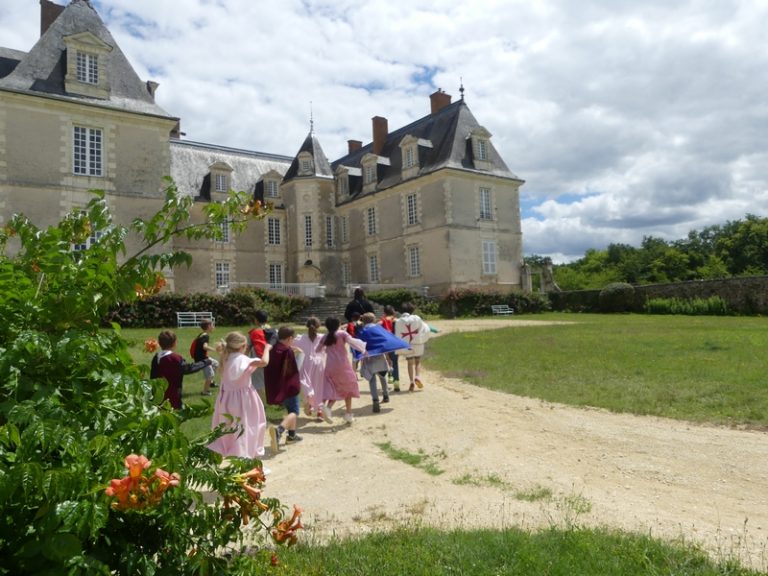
[190,333,204,359]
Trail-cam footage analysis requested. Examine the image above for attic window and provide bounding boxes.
[208,161,233,195]
[214,173,228,192]
[265,179,279,198]
[403,146,416,168]
[469,126,493,170]
[76,52,98,84]
[337,175,349,196]
[298,152,314,175]
[364,165,376,184]
[63,32,113,99]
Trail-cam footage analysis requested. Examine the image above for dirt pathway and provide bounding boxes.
[263,319,768,570]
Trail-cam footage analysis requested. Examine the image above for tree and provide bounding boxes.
[0,181,299,574]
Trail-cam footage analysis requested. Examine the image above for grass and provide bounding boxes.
[375,441,445,476]
[426,313,768,427]
[117,316,767,574]
[268,526,761,575]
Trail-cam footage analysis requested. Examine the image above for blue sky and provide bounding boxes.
[2,0,767,261]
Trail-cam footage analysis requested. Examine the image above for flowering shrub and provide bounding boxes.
[0,181,299,574]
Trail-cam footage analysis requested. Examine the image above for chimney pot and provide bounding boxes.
[347,139,362,154]
[146,80,159,98]
[430,89,452,114]
[372,116,388,156]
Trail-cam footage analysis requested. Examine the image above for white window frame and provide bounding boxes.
[408,245,421,277]
[325,215,334,248]
[215,261,230,289]
[477,138,489,161]
[341,260,351,287]
[337,175,349,197]
[406,193,419,226]
[366,206,377,236]
[267,217,281,245]
[304,214,313,247]
[479,187,493,220]
[368,254,380,283]
[73,126,103,176]
[364,164,376,184]
[403,145,416,168]
[265,179,279,198]
[214,173,228,192]
[482,240,497,275]
[76,51,99,84]
[268,263,283,286]
[341,216,349,243]
[218,220,230,243]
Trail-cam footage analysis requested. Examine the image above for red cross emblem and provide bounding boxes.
[400,325,418,342]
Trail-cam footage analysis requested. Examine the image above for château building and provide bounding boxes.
[0,0,526,297]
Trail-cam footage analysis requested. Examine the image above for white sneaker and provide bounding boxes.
[343,412,354,424]
[322,405,334,424]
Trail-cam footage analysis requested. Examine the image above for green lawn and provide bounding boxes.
[426,313,768,427]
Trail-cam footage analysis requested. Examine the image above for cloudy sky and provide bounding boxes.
[2,0,767,261]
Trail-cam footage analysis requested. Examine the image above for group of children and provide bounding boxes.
[150,303,432,461]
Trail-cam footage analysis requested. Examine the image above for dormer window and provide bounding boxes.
[208,161,233,196]
[265,179,279,198]
[399,135,431,180]
[298,152,314,175]
[361,153,379,192]
[404,146,416,168]
[469,126,493,171]
[364,164,376,184]
[63,32,113,99]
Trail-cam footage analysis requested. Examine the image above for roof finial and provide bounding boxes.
[459,77,465,100]
[309,101,314,134]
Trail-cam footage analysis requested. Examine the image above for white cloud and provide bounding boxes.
[2,0,767,261]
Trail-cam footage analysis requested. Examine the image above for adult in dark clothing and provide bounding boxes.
[344,287,374,322]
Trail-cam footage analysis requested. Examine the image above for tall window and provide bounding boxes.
[300,158,312,173]
[364,164,376,184]
[337,175,349,196]
[265,179,279,198]
[368,254,380,283]
[215,261,230,289]
[76,51,98,84]
[479,187,493,220]
[325,215,334,248]
[73,126,102,176]
[404,146,416,168]
[341,216,349,243]
[482,240,497,275]
[406,193,419,225]
[268,263,283,285]
[218,220,230,243]
[408,246,421,277]
[214,173,228,192]
[267,217,281,245]
[477,139,489,161]
[304,215,313,247]
[341,260,351,287]
[366,207,377,236]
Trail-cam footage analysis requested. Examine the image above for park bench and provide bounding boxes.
[176,311,215,328]
[491,304,514,316]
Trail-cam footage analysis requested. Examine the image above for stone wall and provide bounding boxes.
[548,276,768,315]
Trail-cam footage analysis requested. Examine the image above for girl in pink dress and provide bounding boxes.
[294,317,332,423]
[316,317,366,424]
[208,332,271,459]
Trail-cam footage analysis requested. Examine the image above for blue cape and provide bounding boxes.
[355,324,410,358]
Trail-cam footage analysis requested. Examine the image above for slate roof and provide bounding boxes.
[331,99,522,202]
[282,131,335,182]
[170,139,293,200]
[0,0,174,119]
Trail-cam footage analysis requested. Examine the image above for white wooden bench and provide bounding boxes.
[491,304,514,316]
[176,311,215,327]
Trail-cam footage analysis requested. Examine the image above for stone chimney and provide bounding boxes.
[40,0,65,36]
[347,139,362,154]
[372,116,388,156]
[430,89,452,114]
[146,81,159,98]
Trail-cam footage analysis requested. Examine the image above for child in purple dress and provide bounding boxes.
[316,317,366,424]
[208,332,271,459]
